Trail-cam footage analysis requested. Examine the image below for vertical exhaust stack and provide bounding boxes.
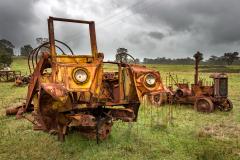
[193,51,203,85]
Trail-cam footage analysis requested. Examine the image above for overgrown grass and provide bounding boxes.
[0,59,239,160]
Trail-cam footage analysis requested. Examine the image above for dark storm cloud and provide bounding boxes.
[126,32,143,44]
[0,0,39,47]
[0,0,91,53]
[148,31,164,40]
[0,0,240,58]
[130,0,240,45]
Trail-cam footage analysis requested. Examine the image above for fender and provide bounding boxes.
[129,64,165,102]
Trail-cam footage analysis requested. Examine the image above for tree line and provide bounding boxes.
[0,38,239,68]
[0,39,14,67]
[143,52,239,65]
[0,39,33,68]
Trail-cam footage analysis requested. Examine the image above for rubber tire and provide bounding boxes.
[194,97,214,113]
[221,98,233,112]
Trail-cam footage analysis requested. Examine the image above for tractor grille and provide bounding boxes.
[219,78,228,96]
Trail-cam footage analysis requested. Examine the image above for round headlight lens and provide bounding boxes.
[145,74,156,86]
[74,69,88,83]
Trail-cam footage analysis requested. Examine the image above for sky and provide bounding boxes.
[0,0,240,60]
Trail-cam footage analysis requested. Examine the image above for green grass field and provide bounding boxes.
[0,58,240,160]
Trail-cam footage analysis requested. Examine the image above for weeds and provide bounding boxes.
[0,58,239,160]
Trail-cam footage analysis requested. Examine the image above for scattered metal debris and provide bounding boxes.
[14,75,30,86]
[0,70,21,82]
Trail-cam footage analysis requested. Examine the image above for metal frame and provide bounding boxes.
[48,17,98,58]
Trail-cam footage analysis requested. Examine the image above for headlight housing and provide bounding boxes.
[73,68,89,84]
[145,73,156,87]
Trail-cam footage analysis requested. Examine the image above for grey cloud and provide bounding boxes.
[0,0,39,47]
[148,31,164,40]
[125,32,143,45]
[0,0,92,54]
[0,0,240,59]
[126,31,164,45]
[124,31,157,58]
[131,0,240,45]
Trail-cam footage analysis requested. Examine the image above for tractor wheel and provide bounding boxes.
[38,92,71,141]
[220,98,233,112]
[96,120,113,141]
[194,97,214,113]
[36,91,62,133]
[175,89,184,98]
[78,120,113,141]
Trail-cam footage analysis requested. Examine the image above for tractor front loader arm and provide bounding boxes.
[24,53,50,111]
[6,53,50,117]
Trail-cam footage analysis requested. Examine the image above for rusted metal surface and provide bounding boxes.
[165,51,233,113]
[6,105,22,115]
[6,17,163,142]
[14,75,30,86]
[148,92,168,106]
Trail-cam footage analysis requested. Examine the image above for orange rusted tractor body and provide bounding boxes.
[6,17,165,141]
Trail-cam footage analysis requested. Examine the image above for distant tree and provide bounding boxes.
[208,55,218,62]
[143,56,194,64]
[193,51,203,62]
[0,39,14,56]
[205,55,224,65]
[116,48,128,63]
[0,39,14,66]
[142,51,240,65]
[115,48,138,64]
[0,51,12,67]
[20,44,33,57]
[223,52,239,65]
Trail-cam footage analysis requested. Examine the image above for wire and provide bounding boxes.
[97,0,157,29]
[97,0,147,25]
[69,0,149,43]
[65,0,158,49]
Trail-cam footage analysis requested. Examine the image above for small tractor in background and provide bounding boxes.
[165,51,233,112]
[6,17,165,142]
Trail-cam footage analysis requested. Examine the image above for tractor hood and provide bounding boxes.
[129,64,165,99]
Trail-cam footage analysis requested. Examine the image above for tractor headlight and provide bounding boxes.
[73,68,89,84]
[145,74,156,87]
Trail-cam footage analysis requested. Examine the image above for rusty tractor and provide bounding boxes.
[165,51,233,112]
[6,17,165,141]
